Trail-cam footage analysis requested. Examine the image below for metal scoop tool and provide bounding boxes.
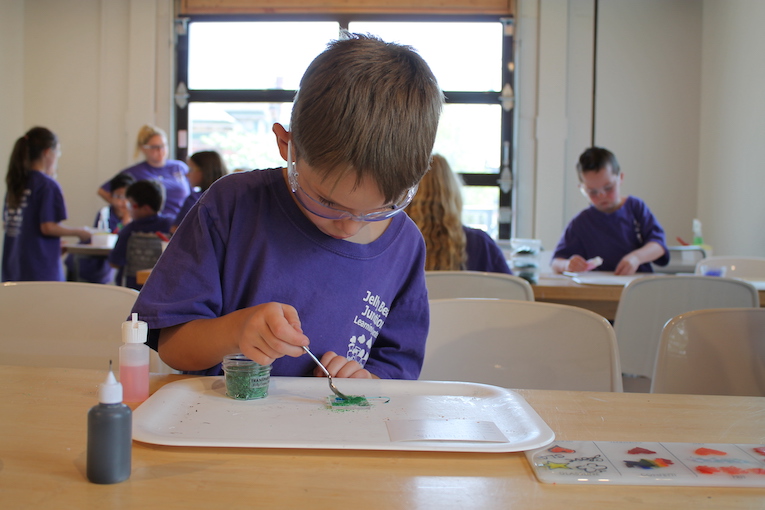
[302,346,348,400]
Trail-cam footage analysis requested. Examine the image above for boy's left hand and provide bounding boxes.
[316,351,375,379]
[614,254,640,275]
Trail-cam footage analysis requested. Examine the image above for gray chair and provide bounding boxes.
[613,275,759,382]
[124,232,164,287]
[425,271,534,301]
[421,298,622,391]
[651,308,765,396]
[0,281,175,373]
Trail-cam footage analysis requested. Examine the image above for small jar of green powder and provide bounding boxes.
[222,354,272,400]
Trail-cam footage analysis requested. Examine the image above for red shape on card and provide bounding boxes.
[627,447,656,455]
[548,445,576,453]
[696,465,719,474]
[753,447,765,456]
[720,466,747,475]
[694,447,727,456]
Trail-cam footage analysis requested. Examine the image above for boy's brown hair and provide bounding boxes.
[576,147,621,180]
[290,33,443,203]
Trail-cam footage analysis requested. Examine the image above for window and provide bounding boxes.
[176,16,514,238]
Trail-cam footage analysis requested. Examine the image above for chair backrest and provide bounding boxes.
[421,298,622,391]
[694,256,765,278]
[652,245,707,274]
[425,271,534,301]
[651,308,765,396]
[124,232,163,284]
[613,275,759,379]
[0,281,175,373]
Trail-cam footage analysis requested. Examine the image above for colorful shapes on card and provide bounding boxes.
[695,447,727,456]
[624,458,674,469]
[548,445,576,453]
[628,447,656,455]
[696,465,765,476]
[543,461,572,470]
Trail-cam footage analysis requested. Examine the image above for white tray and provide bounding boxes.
[133,377,555,453]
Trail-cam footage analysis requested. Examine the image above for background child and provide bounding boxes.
[3,127,91,282]
[131,33,443,379]
[551,147,669,275]
[109,179,172,289]
[65,173,135,283]
[171,150,227,233]
[97,125,190,218]
[408,154,510,274]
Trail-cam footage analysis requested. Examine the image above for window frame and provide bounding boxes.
[174,13,515,238]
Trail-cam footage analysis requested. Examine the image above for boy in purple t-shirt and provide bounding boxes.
[109,179,172,289]
[131,34,443,380]
[551,147,669,275]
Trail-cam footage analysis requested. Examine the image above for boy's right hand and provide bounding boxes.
[566,255,590,272]
[237,302,310,366]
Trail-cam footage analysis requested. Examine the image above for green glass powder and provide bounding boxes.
[223,354,271,400]
[326,395,371,410]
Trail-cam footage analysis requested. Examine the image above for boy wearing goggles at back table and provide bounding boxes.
[132,33,443,379]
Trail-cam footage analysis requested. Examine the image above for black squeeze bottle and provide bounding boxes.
[87,362,132,484]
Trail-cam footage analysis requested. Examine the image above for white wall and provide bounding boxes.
[697,0,765,256]
[0,0,174,259]
[595,0,702,250]
[517,0,703,252]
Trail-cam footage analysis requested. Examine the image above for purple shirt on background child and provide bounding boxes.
[553,196,669,273]
[463,226,512,274]
[132,168,429,379]
[109,214,173,288]
[2,171,67,281]
[100,160,190,217]
[173,189,202,228]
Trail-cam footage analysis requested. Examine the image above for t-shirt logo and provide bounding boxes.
[348,290,389,365]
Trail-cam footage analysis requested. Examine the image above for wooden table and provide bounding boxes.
[2,364,764,509]
[63,244,114,282]
[533,275,623,320]
[533,275,765,321]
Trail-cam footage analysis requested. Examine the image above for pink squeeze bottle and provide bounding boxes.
[119,313,150,403]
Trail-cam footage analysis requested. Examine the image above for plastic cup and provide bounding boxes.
[222,354,271,400]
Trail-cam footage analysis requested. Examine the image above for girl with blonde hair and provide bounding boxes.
[408,154,510,273]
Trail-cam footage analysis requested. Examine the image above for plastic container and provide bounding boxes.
[120,313,150,403]
[510,238,542,284]
[222,354,272,400]
[87,363,132,484]
[698,265,727,277]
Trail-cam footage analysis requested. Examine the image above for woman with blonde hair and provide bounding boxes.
[97,125,190,217]
[408,154,510,273]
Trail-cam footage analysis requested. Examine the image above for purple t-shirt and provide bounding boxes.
[2,171,67,281]
[132,168,430,379]
[100,160,190,217]
[109,214,173,289]
[463,226,512,274]
[173,189,202,228]
[553,196,669,272]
